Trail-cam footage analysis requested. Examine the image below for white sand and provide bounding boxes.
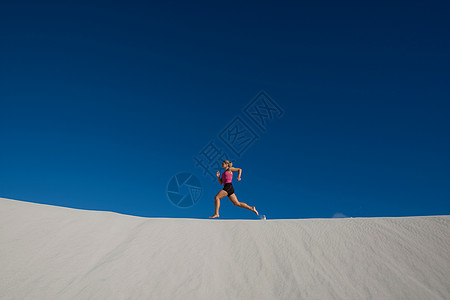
[0,197,449,300]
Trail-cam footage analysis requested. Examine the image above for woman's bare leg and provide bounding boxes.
[210,190,228,218]
[228,194,258,215]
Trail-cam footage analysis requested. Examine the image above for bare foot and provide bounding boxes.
[252,207,259,216]
[209,214,220,219]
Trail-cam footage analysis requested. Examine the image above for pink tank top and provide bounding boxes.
[221,170,233,184]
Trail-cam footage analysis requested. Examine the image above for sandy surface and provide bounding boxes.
[1,197,449,299]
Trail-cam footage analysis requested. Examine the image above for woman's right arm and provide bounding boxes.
[216,171,223,185]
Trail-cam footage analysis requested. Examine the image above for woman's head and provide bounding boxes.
[222,160,232,169]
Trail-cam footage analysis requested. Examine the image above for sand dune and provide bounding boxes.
[0,197,449,299]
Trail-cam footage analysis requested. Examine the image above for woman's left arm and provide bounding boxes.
[230,167,242,180]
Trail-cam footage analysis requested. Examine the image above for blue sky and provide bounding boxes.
[1,1,449,219]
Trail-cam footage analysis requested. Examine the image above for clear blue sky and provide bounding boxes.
[1,1,449,219]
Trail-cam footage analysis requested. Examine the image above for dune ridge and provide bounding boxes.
[1,197,449,299]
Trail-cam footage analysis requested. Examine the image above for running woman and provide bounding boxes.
[209,160,259,219]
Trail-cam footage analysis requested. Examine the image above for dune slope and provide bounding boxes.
[1,197,449,299]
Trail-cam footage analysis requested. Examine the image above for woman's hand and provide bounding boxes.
[216,171,220,177]
[237,176,241,181]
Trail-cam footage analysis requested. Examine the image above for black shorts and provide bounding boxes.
[222,183,235,197]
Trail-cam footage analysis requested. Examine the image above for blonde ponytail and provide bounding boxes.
[223,160,233,170]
